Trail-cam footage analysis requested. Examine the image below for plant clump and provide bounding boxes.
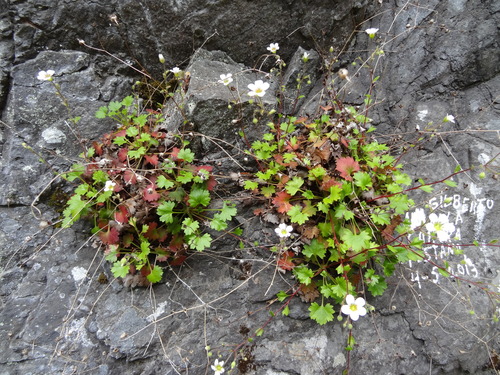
[62,95,237,284]
[244,106,422,325]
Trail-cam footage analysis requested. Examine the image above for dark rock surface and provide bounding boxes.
[1,1,499,374]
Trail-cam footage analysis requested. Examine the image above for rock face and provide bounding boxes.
[0,1,499,375]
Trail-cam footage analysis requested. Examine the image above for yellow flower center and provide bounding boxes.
[350,304,358,311]
[433,222,443,231]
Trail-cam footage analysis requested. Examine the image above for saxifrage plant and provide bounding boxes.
[61,95,237,284]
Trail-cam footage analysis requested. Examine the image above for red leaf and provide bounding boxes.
[123,169,137,184]
[169,235,184,252]
[144,154,159,167]
[114,129,127,138]
[253,208,264,216]
[114,205,130,224]
[171,147,180,160]
[320,177,342,191]
[99,227,120,245]
[117,148,128,162]
[144,221,168,242]
[143,183,161,202]
[122,232,134,248]
[277,251,295,271]
[92,141,103,156]
[272,191,293,213]
[335,157,360,181]
[196,165,213,173]
[151,131,165,139]
[169,255,187,266]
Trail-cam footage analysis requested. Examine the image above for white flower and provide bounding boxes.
[218,73,233,86]
[302,52,310,62]
[104,180,116,192]
[275,223,293,238]
[211,359,225,375]
[341,295,367,321]
[248,79,270,97]
[170,67,181,74]
[409,208,426,230]
[267,43,279,53]
[443,114,455,123]
[365,28,379,38]
[425,213,455,242]
[37,70,55,81]
[158,54,165,64]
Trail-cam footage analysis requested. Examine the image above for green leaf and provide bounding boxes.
[157,201,176,223]
[444,179,457,187]
[317,201,330,214]
[303,238,327,259]
[261,185,276,197]
[285,176,304,195]
[244,180,259,190]
[383,259,396,276]
[157,175,175,189]
[217,202,237,221]
[255,328,264,337]
[95,106,108,118]
[438,268,450,277]
[121,95,134,107]
[113,136,128,146]
[134,114,148,127]
[62,195,89,227]
[370,209,391,225]
[140,239,151,255]
[288,204,310,224]
[92,170,108,184]
[210,202,236,230]
[277,291,289,302]
[309,302,334,325]
[111,259,130,278]
[177,148,195,162]
[210,217,227,231]
[128,146,146,159]
[303,190,315,199]
[365,269,388,296]
[340,228,371,252]
[419,185,434,193]
[176,170,194,184]
[282,305,290,316]
[308,166,327,180]
[393,171,412,186]
[65,163,85,181]
[188,233,212,251]
[138,132,151,143]
[323,185,342,204]
[108,100,123,112]
[389,194,414,214]
[188,186,211,207]
[182,217,200,235]
[353,171,372,190]
[74,183,90,196]
[293,266,314,285]
[147,266,163,283]
[126,126,139,137]
[334,203,354,221]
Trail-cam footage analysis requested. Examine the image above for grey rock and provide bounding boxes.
[0,0,498,374]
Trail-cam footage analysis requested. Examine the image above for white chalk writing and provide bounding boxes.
[406,183,494,288]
